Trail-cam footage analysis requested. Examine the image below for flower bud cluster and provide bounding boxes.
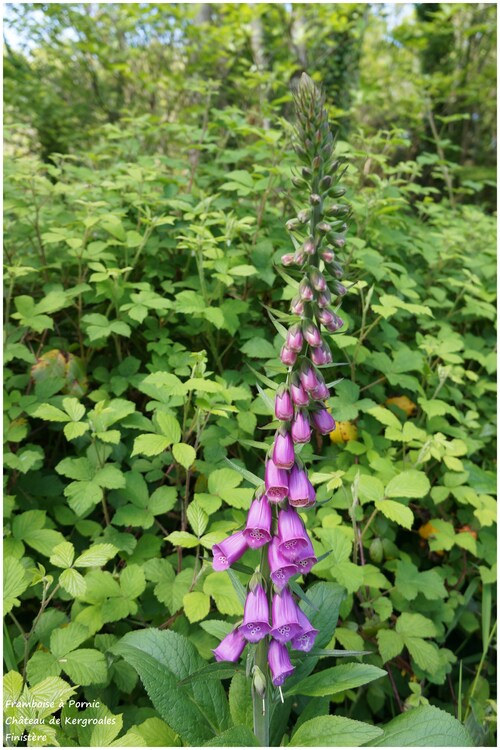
[211,74,351,693]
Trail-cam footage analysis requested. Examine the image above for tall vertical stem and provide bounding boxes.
[252,544,271,745]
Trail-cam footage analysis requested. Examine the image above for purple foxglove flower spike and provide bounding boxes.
[298,278,314,302]
[291,609,319,652]
[268,537,298,588]
[291,376,309,406]
[213,627,247,662]
[291,410,311,444]
[275,388,293,421]
[280,345,297,367]
[265,458,289,502]
[212,530,248,571]
[288,464,315,508]
[311,408,335,435]
[273,430,295,470]
[241,584,271,643]
[271,587,302,642]
[286,324,304,353]
[295,536,317,574]
[244,495,272,548]
[303,321,322,348]
[268,639,295,686]
[278,507,310,561]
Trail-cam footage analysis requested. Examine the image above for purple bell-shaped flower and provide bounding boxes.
[268,639,295,686]
[273,430,295,470]
[275,388,293,421]
[265,458,289,502]
[295,536,317,574]
[213,627,247,662]
[288,464,316,508]
[243,495,272,549]
[271,587,302,642]
[291,410,311,444]
[277,508,310,561]
[240,584,271,643]
[291,609,319,652]
[212,531,248,571]
[268,536,298,588]
[311,408,335,435]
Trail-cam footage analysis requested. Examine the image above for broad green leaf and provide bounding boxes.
[166,531,199,548]
[128,717,181,747]
[395,560,447,601]
[33,404,71,422]
[368,704,474,746]
[203,726,259,746]
[374,499,414,529]
[204,572,244,616]
[183,592,211,623]
[286,663,386,697]
[51,622,89,658]
[358,475,385,504]
[74,543,118,568]
[396,613,437,639]
[208,468,242,495]
[385,471,430,499]
[149,486,178,515]
[62,397,85,421]
[64,421,90,440]
[23,528,66,558]
[59,567,87,597]
[187,500,209,537]
[377,630,404,663]
[132,433,171,457]
[290,715,383,746]
[156,412,181,443]
[61,648,107,685]
[112,629,231,745]
[172,442,196,469]
[3,556,30,613]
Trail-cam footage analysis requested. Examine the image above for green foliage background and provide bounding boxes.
[3,3,497,747]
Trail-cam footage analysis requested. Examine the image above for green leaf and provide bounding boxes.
[50,542,75,568]
[183,591,211,623]
[64,421,90,440]
[385,471,430,499]
[368,705,474,746]
[290,716,383,747]
[358,476,385,504]
[60,568,87,597]
[187,500,209,537]
[203,726,259,746]
[286,663,386,697]
[204,572,244,616]
[395,560,447,601]
[240,337,277,358]
[396,613,437,639]
[131,434,171,457]
[374,499,414,529]
[166,531,199,548]
[3,556,30,613]
[208,468,242,495]
[149,486,178,515]
[51,622,90,658]
[23,528,66,558]
[112,629,231,745]
[74,543,118,568]
[156,412,181,443]
[62,648,108,685]
[128,717,181,747]
[224,457,262,487]
[62,397,85,421]
[377,630,404,663]
[172,442,196,469]
[33,404,71,422]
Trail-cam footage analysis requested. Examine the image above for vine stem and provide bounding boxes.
[252,544,271,745]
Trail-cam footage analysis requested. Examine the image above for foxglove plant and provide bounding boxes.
[211,73,351,745]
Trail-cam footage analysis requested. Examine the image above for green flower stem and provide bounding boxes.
[253,544,271,746]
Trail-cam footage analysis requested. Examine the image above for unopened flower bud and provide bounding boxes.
[290,295,305,316]
[252,666,267,697]
[335,283,347,297]
[321,248,335,263]
[331,261,343,278]
[334,236,346,249]
[299,278,314,302]
[286,323,304,353]
[291,374,309,406]
[326,313,344,332]
[303,237,316,255]
[286,218,300,232]
[301,167,312,179]
[297,209,310,224]
[303,321,322,347]
[280,345,297,367]
[312,155,322,171]
[320,175,332,189]
[309,193,321,206]
[293,250,306,265]
[281,253,295,267]
[291,176,304,188]
[275,387,293,421]
[317,221,331,234]
[317,289,331,307]
[331,186,346,197]
[310,269,327,292]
